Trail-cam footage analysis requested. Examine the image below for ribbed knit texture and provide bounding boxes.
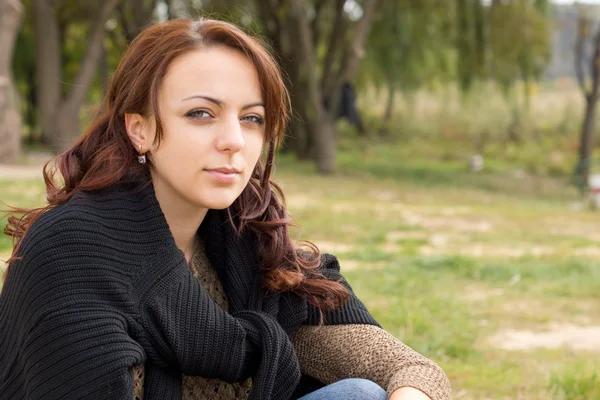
[133,242,452,400]
[0,179,378,400]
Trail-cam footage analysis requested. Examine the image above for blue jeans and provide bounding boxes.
[297,378,387,400]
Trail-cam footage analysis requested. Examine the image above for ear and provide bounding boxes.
[125,113,154,153]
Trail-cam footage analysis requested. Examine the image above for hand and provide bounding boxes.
[389,387,432,400]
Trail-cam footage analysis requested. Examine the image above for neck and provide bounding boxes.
[151,174,208,263]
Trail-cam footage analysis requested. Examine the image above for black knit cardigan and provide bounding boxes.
[0,180,378,400]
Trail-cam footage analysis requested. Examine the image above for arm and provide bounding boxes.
[391,387,435,400]
[291,324,452,400]
[138,266,298,395]
[21,309,144,400]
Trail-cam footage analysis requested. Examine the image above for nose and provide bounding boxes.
[215,115,245,153]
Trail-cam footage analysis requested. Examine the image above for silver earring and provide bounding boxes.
[137,144,146,164]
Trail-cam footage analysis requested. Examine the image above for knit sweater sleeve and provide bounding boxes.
[292,324,452,400]
[137,252,299,396]
[0,214,145,400]
[138,266,256,381]
[20,309,143,399]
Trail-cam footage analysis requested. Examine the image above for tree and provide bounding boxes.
[361,0,455,135]
[32,0,120,152]
[0,0,23,163]
[487,0,550,142]
[574,12,600,190]
[254,0,380,174]
[11,3,37,144]
[116,0,158,43]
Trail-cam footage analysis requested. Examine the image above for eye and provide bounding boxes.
[241,114,264,125]
[185,109,212,119]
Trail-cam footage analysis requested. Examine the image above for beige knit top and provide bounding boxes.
[133,243,451,400]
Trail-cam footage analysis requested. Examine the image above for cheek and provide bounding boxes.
[246,134,265,165]
[156,123,209,163]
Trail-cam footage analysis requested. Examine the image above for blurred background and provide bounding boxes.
[1,0,600,398]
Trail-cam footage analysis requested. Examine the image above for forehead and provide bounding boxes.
[160,46,263,104]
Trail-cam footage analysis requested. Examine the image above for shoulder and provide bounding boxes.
[18,185,152,259]
[16,194,108,261]
[4,189,149,314]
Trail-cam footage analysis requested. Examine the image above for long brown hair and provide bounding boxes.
[3,18,348,310]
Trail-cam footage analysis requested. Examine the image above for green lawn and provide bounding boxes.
[1,154,599,399]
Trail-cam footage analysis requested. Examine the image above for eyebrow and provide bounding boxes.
[182,95,264,110]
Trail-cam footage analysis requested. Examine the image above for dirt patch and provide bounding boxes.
[459,244,555,258]
[386,231,429,242]
[0,164,44,180]
[575,247,600,257]
[400,210,494,233]
[368,190,397,202]
[0,153,53,180]
[438,206,471,216]
[286,194,317,210]
[461,287,505,302]
[331,203,355,214]
[418,243,555,258]
[488,324,600,352]
[546,218,600,242]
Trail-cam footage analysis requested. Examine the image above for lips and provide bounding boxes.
[205,167,241,183]
[206,167,241,174]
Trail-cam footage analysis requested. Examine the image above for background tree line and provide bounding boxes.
[3,0,600,187]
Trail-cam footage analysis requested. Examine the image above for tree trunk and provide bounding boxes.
[578,95,597,187]
[99,37,109,96]
[0,0,23,164]
[48,0,119,152]
[473,0,486,78]
[286,76,311,158]
[55,104,81,153]
[32,0,61,148]
[379,80,396,137]
[25,66,37,144]
[321,0,347,96]
[289,0,335,174]
[255,0,379,173]
[281,24,311,157]
[575,18,600,189]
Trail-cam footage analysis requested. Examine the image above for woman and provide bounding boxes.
[0,18,451,400]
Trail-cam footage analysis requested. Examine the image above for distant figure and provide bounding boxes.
[324,81,366,134]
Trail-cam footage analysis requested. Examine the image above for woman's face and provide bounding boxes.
[133,46,266,212]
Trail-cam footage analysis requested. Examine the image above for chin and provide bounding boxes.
[205,201,236,210]
[195,191,240,211]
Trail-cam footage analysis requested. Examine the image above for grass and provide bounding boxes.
[273,152,600,399]
[549,362,600,400]
[2,144,600,399]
